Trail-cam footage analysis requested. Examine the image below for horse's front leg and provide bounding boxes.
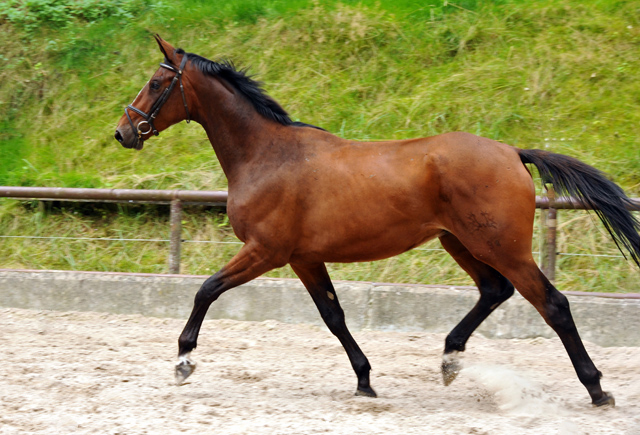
[175,243,279,384]
[291,262,376,397]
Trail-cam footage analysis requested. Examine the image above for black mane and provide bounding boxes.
[178,49,324,130]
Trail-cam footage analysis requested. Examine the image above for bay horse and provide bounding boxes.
[115,36,640,407]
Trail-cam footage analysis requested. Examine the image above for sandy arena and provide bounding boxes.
[0,307,639,435]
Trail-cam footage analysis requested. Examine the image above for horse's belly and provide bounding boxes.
[290,223,444,263]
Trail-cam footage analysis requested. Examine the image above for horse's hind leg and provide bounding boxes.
[291,262,376,397]
[502,264,615,406]
[455,228,614,406]
[438,232,515,385]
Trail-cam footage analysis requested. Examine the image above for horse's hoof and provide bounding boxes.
[592,392,615,407]
[175,355,196,385]
[355,386,377,398]
[441,352,461,386]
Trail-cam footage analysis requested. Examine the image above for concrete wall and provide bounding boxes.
[1,269,639,347]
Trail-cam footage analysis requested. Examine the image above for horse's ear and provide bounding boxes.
[154,34,178,64]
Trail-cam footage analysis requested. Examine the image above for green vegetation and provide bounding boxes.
[1,0,639,291]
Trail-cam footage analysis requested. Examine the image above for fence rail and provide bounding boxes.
[0,186,228,204]
[1,186,639,278]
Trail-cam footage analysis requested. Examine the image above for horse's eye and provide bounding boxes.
[150,81,161,90]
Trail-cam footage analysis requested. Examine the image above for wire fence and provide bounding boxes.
[1,186,638,279]
[0,235,627,257]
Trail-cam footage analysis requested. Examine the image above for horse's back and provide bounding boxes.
[278,130,537,263]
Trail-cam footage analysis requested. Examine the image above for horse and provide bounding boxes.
[115,35,640,407]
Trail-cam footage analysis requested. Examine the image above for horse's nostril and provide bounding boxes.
[115,130,124,143]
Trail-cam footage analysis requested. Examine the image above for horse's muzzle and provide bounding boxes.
[114,127,144,150]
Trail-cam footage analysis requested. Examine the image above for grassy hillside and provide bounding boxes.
[1,0,639,291]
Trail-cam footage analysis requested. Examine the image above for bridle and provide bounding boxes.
[124,54,191,148]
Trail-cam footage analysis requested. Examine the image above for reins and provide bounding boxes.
[125,54,191,147]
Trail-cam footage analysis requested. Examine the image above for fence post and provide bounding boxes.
[539,204,546,271]
[169,198,183,274]
[542,186,557,281]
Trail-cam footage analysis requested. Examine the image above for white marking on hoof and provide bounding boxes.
[178,352,192,365]
[175,352,196,385]
[442,351,460,364]
[442,351,462,386]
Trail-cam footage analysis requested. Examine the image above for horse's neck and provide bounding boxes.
[192,77,277,179]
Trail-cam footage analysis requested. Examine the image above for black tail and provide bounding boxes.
[518,148,640,267]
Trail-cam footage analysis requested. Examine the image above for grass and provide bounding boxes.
[1,0,639,291]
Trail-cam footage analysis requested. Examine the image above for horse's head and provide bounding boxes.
[114,35,191,150]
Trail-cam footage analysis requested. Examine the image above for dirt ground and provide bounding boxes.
[0,307,639,435]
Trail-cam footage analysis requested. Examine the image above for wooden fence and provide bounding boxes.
[2,186,639,278]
